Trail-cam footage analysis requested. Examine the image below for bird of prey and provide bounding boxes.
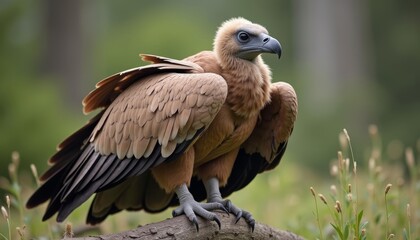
[27,17,298,231]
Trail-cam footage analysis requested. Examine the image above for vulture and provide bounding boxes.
[26,17,298,231]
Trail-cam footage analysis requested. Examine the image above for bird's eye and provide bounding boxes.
[237,31,250,43]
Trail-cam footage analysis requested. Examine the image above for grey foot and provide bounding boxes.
[174,184,228,231]
[211,199,256,232]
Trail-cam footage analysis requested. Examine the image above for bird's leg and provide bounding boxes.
[172,183,227,231]
[204,177,256,231]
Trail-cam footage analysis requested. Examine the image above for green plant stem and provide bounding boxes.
[0,233,8,240]
[385,193,390,237]
[7,218,11,240]
[348,141,360,239]
[313,196,324,239]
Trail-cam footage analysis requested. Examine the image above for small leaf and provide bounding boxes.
[357,210,364,225]
[343,224,350,239]
[331,223,345,240]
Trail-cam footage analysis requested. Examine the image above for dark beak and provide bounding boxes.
[260,34,282,59]
[237,33,282,60]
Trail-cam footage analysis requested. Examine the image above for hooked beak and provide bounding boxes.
[260,34,282,59]
[237,33,282,60]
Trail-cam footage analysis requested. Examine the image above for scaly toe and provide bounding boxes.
[209,199,255,231]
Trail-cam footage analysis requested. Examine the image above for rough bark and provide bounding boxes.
[65,212,303,240]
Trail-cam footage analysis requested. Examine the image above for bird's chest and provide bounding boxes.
[193,106,258,165]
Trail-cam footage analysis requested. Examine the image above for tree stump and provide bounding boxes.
[66,212,303,240]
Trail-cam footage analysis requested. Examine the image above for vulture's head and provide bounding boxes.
[214,17,282,62]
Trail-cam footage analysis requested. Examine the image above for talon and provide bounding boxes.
[174,184,227,232]
[225,200,232,211]
[221,205,229,214]
[192,217,199,232]
[250,220,255,232]
[242,211,256,231]
[172,209,180,217]
[213,215,221,230]
[235,212,242,224]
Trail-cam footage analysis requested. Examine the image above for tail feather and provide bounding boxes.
[26,111,104,211]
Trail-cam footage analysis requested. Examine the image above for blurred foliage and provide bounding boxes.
[0,0,420,237]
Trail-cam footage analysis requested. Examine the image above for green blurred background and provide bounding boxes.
[0,0,419,232]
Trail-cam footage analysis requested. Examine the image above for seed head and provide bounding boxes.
[310,187,316,197]
[330,165,338,176]
[405,148,415,168]
[330,185,337,196]
[318,194,327,205]
[64,222,74,238]
[6,195,10,209]
[1,206,8,220]
[407,204,411,218]
[385,184,392,195]
[343,128,350,142]
[347,193,353,202]
[348,184,352,193]
[339,133,348,149]
[335,200,342,213]
[30,164,38,179]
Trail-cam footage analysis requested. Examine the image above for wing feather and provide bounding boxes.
[94,73,227,160]
[186,81,297,202]
[242,82,297,165]
[27,55,228,224]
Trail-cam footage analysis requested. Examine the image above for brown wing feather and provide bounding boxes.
[82,54,203,114]
[242,81,297,164]
[27,56,228,223]
[92,72,227,160]
[85,72,227,223]
[187,81,297,203]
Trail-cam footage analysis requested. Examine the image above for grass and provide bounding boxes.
[309,126,419,239]
[0,126,419,239]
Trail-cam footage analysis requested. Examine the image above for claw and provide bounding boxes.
[208,198,255,231]
[242,211,256,232]
[235,211,242,223]
[192,217,199,232]
[172,209,180,217]
[225,200,232,212]
[220,205,229,214]
[203,178,256,231]
[250,221,255,232]
[213,215,221,230]
[174,184,228,232]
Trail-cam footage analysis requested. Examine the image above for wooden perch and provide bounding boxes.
[66,212,303,240]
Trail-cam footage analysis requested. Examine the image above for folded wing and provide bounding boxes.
[187,81,298,201]
[26,56,228,223]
